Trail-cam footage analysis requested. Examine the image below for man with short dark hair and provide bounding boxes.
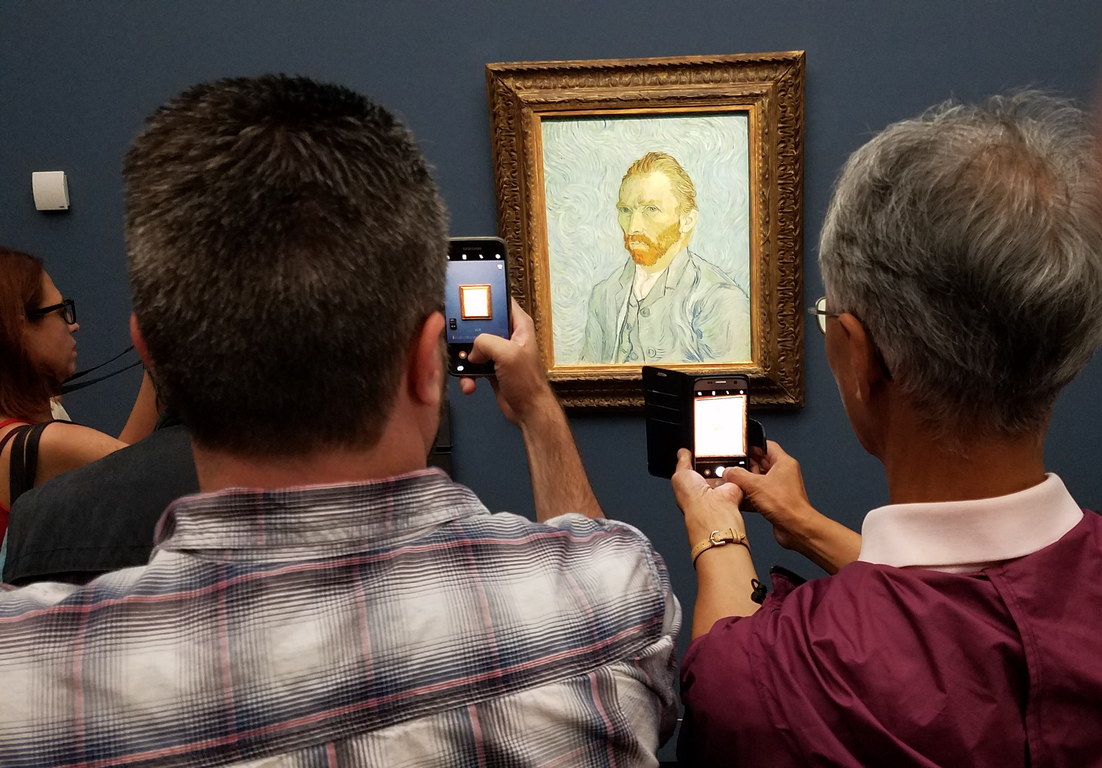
[0,75,678,767]
[581,151,750,364]
[673,93,1102,765]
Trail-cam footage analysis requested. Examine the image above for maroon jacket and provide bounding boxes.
[679,512,1102,767]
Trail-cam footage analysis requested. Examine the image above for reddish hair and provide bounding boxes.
[621,152,698,213]
[0,247,56,419]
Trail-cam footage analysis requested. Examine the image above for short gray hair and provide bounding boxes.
[820,92,1102,437]
[124,75,447,455]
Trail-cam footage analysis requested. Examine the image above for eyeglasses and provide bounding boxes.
[807,296,894,381]
[807,297,840,335]
[27,298,76,325]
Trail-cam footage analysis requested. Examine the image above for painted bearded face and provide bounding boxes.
[623,219,683,267]
[617,171,692,266]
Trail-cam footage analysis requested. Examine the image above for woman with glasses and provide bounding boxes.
[0,247,157,539]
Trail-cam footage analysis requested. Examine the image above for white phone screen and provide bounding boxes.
[693,394,747,458]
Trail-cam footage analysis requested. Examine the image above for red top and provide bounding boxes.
[679,512,1102,767]
[0,418,34,431]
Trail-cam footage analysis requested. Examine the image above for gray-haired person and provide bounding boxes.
[672,92,1102,765]
[0,75,679,767]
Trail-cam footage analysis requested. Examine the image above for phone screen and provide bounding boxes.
[446,238,509,374]
[692,377,749,477]
[694,393,748,458]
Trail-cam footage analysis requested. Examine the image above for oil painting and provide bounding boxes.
[542,114,751,366]
[487,52,805,408]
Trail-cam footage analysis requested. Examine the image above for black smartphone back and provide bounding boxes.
[643,366,765,479]
[446,237,510,376]
[642,366,694,479]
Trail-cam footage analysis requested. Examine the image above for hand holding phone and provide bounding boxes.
[643,366,764,479]
[446,237,511,377]
[458,301,555,427]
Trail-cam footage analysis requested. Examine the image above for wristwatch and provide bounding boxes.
[690,527,751,567]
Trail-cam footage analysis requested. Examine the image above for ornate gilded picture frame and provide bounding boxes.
[486,52,805,408]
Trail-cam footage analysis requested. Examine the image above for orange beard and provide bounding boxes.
[623,220,683,266]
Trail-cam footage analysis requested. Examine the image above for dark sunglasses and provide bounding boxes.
[27,298,76,325]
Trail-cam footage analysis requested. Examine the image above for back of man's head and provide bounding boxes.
[820,92,1102,438]
[124,75,447,456]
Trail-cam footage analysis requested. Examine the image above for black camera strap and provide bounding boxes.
[61,345,142,394]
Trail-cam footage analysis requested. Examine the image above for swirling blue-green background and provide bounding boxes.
[542,113,750,363]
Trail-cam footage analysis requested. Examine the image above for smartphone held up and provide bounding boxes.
[691,376,749,478]
[642,366,764,479]
[445,237,511,377]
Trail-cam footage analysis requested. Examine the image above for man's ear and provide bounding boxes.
[129,314,155,370]
[408,311,446,407]
[835,313,887,403]
[679,208,699,234]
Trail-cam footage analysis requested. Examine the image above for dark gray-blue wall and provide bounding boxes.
[4,2,1102,748]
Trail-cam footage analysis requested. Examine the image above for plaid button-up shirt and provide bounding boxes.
[0,469,679,767]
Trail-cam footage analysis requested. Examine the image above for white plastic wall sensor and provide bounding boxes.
[32,171,70,211]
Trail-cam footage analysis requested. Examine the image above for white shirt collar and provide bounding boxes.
[630,247,691,301]
[631,263,665,301]
[857,474,1083,572]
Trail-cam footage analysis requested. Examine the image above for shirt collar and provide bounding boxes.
[631,262,666,301]
[662,247,692,288]
[630,247,690,296]
[857,473,1084,572]
[154,468,487,557]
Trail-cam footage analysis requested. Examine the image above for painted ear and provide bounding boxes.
[679,208,699,234]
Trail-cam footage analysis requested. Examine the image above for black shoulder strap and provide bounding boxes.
[8,421,54,505]
[0,428,23,455]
